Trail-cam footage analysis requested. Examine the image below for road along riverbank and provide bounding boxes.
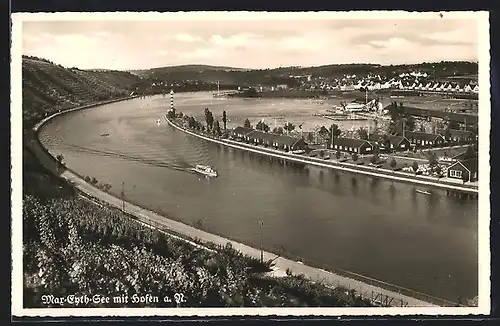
[27,99,449,308]
[165,117,478,194]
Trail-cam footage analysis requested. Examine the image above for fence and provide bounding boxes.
[271,247,461,307]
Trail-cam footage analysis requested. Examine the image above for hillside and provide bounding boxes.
[22,56,142,127]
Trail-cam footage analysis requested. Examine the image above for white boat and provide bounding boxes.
[416,189,431,195]
[192,164,218,177]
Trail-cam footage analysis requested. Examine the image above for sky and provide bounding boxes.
[21,13,480,71]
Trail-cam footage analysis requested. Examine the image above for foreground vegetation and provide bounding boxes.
[22,57,375,308]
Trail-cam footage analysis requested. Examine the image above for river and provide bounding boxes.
[38,92,478,302]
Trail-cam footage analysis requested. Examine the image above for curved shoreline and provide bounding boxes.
[27,97,459,308]
[165,117,478,194]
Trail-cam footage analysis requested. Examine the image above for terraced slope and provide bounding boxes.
[22,57,141,127]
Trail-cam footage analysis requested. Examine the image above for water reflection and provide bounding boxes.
[351,177,358,196]
[388,183,396,204]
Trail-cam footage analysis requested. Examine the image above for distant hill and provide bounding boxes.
[130,64,249,77]
[22,56,142,127]
[128,61,478,86]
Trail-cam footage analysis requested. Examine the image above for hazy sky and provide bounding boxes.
[21,14,479,71]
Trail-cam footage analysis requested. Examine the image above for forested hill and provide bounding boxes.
[22,56,142,127]
[129,61,478,85]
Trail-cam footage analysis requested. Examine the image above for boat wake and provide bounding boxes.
[52,142,196,173]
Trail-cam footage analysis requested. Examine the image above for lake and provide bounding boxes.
[38,92,478,302]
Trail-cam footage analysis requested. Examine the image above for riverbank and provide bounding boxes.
[165,117,478,194]
[28,98,452,308]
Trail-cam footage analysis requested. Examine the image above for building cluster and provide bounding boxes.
[282,70,479,95]
[229,123,478,182]
[230,127,307,152]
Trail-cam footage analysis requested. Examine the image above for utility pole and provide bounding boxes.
[402,118,406,138]
[121,181,125,211]
[259,221,264,263]
[330,123,334,149]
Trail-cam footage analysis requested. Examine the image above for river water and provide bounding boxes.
[39,92,478,302]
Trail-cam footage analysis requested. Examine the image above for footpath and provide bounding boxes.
[28,102,445,308]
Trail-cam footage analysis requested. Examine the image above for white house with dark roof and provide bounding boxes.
[404,131,446,148]
[447,157,478,182]
[472,85,479,93]
[332,137,374,154]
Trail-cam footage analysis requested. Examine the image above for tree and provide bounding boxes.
[434,164,442,177]
[370,153,378,164]
[351,153,358,162]
[357,127,368,140]
[306,132,314,143]
[204,108,214,130]
[243,118,252,129]
[328,124,342,148]
[272,126,284,135]
[427,151,437,168]
[404,116,415,132]
[464,145,475,159]
[256,120,270,132]
[448,120,460,130]
[283,122,295,134]
[336,150,341,160]
[412,161,419,173]
[167,110,176,119]
[390,158,397,170]
[318,126,330,141]
[222,111,227,130]
[56,154,64,173]
[188,116,196,129]
[214,120,222,137]
[419,124,426,132]
[443,127,451,142]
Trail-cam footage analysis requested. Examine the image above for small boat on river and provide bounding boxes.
[192,164,218,177]
[416,189,431,195]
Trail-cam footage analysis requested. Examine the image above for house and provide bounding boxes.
[331,137,373,154]
[403,131,445,148]
[472,85,479,93]
[464,84,473,93]
[447,157,478,182]
[423,82,432,90]
[444,129,476,143]
[245,130,307,152]
[231,126,254,140]
[453,83,461,92]
[431,82,440,91]
[368,134,411,152]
